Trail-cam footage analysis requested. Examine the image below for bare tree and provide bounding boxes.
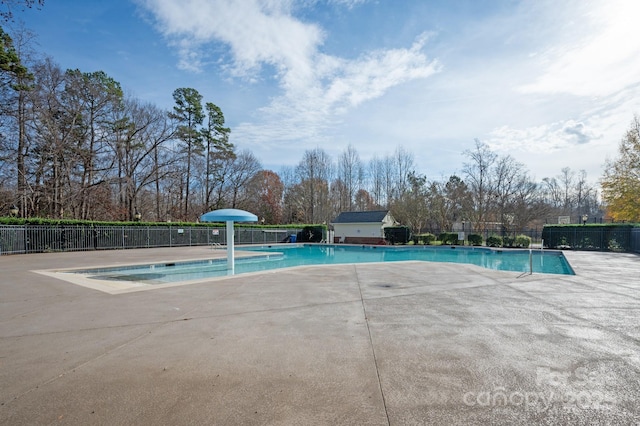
[329,177,347,217]
[294,148,333,223]
[391,171,428,233]
[63,69,124,219]
[541,167,600,222]
[109,97,175,221]
[1,0,45,21]
[511,174,542,230]
[354,188,376,211]
[492,155,525,231]
[574,169,598,217]
[423,175,472,233]
[226,150,262,209]
[393,146,414,200]
[462,139,497,231]
[541,177,562,210]
[28,57,72,218]
[559,167,575,214]
[367,156,385,207]
[207,150,235,210]
[244,170,284,224]
[382,155,395,207]
[336,144,363,211]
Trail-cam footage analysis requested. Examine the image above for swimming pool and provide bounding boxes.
[68,244,574,285]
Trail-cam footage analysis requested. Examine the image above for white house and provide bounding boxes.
[331,210,397,244]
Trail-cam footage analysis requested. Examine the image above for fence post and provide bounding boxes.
[600,229,603,251]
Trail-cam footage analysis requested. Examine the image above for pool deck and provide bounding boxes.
[1,247,639,425]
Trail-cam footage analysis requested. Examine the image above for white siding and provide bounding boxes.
[334,223,384,240]
[382,214,396,228]
[332,212,396,242]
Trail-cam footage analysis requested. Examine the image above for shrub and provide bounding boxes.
[384,226,411,245]
[467,233,483,246]
[502,236,515,247]
[515,234,531,248]
[578,236,594,249]
[438,232,458,245]
[486,235,503,247]
[420,233,436,245]
[608,238,624,252]
[557,236,570,249]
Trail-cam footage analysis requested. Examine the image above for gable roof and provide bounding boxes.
[332,210,390,224]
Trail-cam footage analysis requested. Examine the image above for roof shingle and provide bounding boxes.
[332,210,390,224]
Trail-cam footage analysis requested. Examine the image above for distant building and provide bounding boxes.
[331,210,397,244]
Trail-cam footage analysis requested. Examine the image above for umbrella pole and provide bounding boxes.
[226,220,234,270]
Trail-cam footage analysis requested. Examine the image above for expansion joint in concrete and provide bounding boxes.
[353,264,391,426]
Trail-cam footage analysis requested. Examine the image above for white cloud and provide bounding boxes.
[327,0,367,8]
[140,0,439,144]
[487,119,601,154]
[262,32,439,118]
[476,0,640,181]
[139,0,323,76]
[232,35,439,157]
[324,34,440,109]
[135,0,639,183]
[520,0,640,97]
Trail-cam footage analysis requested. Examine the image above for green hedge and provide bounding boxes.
[438,232,459,245]
[384,226,411,245]
[502,234,531,248]
[421,233,437,245]
[468,233,483,246]
[515,235,531,248]
[542,224,637,251]
[0,217,326,230]
[411,233,436,245]
[486,235,503,247]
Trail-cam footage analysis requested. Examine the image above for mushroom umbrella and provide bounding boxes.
[199,208,258,271]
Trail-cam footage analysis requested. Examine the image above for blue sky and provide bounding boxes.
[15,0,640,184]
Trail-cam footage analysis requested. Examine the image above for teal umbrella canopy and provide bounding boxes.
[200,209,258,223]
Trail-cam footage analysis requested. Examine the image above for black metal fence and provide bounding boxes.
[0,225,300,255]
[423,226,639,253]
[541,226,640,253]
[2,224,638,255]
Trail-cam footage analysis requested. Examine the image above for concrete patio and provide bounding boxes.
[1,247,639,425]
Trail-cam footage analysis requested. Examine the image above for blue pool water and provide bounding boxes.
[71,244,574,284]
